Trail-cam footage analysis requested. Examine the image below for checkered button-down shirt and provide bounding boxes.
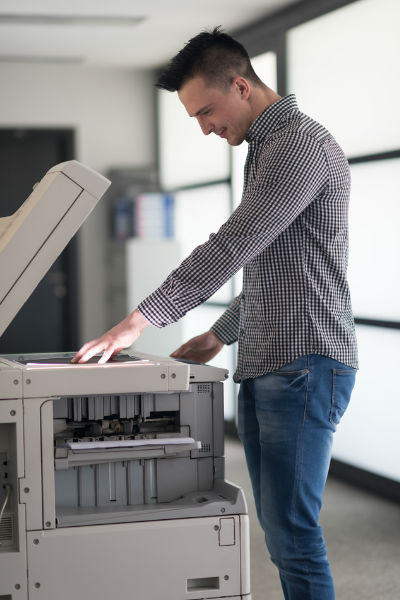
[138,95,358,382]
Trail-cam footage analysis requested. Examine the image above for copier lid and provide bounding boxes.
[0,160,111,336]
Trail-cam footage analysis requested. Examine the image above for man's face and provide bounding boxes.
[178,75,252,146]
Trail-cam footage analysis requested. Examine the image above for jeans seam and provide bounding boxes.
[274,369,309,376]
[290,362,310,579]
[330,370,336,426]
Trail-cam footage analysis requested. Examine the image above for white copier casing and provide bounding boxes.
[0,161,251,600]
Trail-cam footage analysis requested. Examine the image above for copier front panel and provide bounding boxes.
[0,354,250,600]
[26,516,250,600]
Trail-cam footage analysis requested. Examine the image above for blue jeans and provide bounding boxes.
[237,354,356,600]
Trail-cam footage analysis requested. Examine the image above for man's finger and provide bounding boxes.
[98,347,114,364]
[76,342,105,364]
[97,344,124,364]
[170,346,183,358]
[71,342,93,363]
[171,345,190,359]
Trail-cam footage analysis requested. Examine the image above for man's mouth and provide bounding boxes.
[217,128,227,139]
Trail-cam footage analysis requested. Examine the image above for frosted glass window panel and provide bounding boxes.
[251,52,277,91]
[231,51,277,210]
[174,183,233,303]
[126,239,183,357]
[287,0,400,157]
[332,325,400,482]
[181,304,237,421]
[347,159,400,320]
[158,89,230,190]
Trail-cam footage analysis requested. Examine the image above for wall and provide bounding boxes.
[286,0,400,482]
[0,62,155,342]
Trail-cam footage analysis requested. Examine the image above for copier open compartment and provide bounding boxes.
[50,381,247,528]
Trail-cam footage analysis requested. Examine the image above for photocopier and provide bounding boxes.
[0,161,251,600]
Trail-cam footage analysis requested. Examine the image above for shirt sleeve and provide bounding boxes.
[138,131,328,328]
[210,294,242,345]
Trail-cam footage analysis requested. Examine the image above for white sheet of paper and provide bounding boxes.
[67,437,197,450]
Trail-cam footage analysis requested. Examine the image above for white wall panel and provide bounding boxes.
[332,325,400,481]
[174,183,233,303]
[158,89,229,190]
[287,0,400,157]
[348,159,400,321]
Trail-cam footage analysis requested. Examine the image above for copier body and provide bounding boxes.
[0,162,251,600]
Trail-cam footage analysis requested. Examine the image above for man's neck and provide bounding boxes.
[249,85,282,123]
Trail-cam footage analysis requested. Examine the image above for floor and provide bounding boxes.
[224,437,400,600]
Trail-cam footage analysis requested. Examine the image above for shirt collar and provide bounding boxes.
[246,94,299,143]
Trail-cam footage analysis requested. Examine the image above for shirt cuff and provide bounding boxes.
[137,288,182,328]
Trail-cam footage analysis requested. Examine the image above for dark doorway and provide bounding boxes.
[0,128,78,354]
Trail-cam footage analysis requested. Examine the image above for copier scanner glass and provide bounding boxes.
[3,352,146,366]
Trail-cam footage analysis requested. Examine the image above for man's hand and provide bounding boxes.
[71,309,150,364]
[170,330,224,363]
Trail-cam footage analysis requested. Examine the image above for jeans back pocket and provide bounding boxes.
[330,368,356,428]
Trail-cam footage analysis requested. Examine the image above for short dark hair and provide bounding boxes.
[156,26,263,92]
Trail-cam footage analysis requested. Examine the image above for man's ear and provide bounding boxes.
[233,77,250,100]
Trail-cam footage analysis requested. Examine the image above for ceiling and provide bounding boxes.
[0,0,299,69]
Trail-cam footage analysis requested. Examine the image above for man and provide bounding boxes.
[73,27,358,600]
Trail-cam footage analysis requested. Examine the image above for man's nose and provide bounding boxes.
[197,116,212,135]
